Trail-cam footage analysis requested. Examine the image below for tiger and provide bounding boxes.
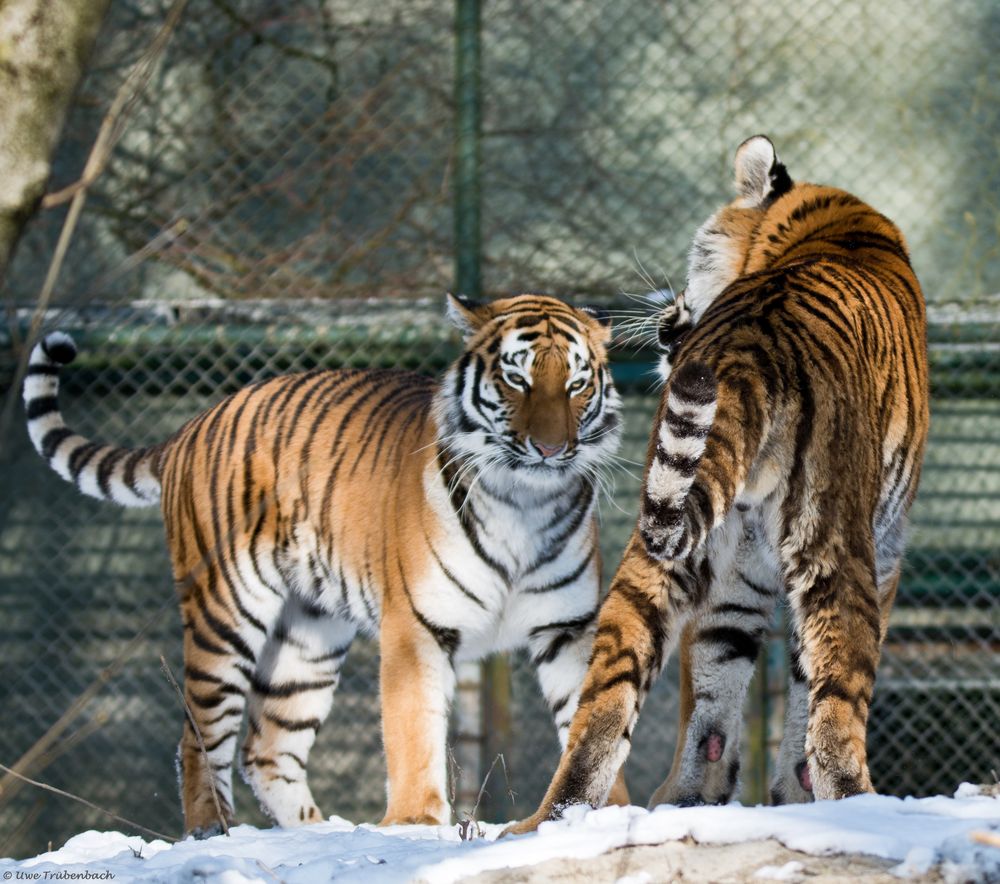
[506,135,929,834]
[23,293,630,836]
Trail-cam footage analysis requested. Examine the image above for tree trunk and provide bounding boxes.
[0,0,111,283]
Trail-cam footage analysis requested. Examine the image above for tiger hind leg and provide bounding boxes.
[242,598,356,827]
[788,544,882,800]
[650,557,779,808]
[178,581,285,838]
[528,608,629,807]
[773,563,899,804]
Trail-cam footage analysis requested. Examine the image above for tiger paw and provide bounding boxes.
[380,813,445,826]
[501,811,549,837]
[379,807,449,827]
[186,822,228,840]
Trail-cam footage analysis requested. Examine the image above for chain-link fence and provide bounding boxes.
[1,0,998,860]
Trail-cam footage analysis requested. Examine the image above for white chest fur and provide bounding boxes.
[415,462,600,660]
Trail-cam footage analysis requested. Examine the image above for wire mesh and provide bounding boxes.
[1,0,997,860]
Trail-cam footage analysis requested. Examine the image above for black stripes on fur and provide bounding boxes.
[640,361,719,560]
[24,332,161,506]
[670,362,718,406]
[40,428,73,460]
[765,161,793,206]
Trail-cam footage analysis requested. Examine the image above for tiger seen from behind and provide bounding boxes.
[508,135,929,833]
[23,293,628,836]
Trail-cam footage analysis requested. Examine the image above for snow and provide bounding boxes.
[753,860,805,879]
[2,787,998,883]
[891,846,937,878]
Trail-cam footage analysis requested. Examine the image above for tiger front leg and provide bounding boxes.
[506,538,688,835]
[770,632,813,805]
[379,604,457,826]
[648,625,753,809]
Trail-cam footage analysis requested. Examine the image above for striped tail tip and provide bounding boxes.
[640,360,718,561]
[24,332,76,423]
[23,332,161,508]
[39,331,77,366]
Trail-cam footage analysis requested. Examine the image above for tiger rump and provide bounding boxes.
[509,136,928,834]
[642,135,924,563]
[25,294,627,836]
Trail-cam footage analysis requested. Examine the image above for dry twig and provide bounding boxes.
[456,752,517,841]
[159,655,230,836]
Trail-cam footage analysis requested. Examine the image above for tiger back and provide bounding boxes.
[24,293,626,835]
[509,135,929,833]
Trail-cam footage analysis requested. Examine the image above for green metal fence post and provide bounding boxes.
[455,0,501,821]
[480,656,514,822]
[746,608,786,805]
[745,647,769,804]
[453,0,482,299]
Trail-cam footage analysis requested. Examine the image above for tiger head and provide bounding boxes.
[436,293,622,488]
[679,135,795,324]
[678,134,908,326]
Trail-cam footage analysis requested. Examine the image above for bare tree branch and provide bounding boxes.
[160,655,230,837]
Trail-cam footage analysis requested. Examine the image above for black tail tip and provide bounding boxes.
[41,332,77,366]
[671,361,717,405]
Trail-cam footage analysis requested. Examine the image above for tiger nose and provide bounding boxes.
[530,439,567,458]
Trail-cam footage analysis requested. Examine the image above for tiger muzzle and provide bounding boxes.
[530,439,568,459]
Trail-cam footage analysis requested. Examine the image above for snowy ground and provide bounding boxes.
[3,787,999,883]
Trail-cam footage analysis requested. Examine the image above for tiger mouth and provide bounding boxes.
[502,444,577,471]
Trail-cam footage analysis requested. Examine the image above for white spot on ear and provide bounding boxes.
[734,135,777,207]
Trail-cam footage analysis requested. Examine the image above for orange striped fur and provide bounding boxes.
[24,294,628,835]
[509,136,929,833]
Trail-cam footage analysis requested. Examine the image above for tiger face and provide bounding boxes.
[437,293,622,489]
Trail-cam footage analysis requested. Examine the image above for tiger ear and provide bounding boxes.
[580,305,611,327]
[734,135,793,207]
[579,305,612,344]
[446,293,491,336]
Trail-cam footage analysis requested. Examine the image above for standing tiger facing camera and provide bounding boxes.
[24,293,629,835]
[508,136,929,834]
